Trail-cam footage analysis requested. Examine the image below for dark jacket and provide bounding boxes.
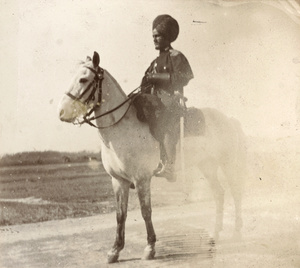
[141,47,194,95]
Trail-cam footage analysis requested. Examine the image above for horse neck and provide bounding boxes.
[94,70,158,169]
[95,69,133,132]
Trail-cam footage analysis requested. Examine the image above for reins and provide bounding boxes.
[68,65,150,129]
[82,89,140,129]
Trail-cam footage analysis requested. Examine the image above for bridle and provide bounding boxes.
[65,65,143,129]
[66,66,104,107]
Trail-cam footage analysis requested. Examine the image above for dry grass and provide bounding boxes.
[0,162,117,226]
[1,137,299,227]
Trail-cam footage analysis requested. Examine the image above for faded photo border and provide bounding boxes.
[1,1,300,267]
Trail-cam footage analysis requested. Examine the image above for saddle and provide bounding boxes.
[133,93,205,142]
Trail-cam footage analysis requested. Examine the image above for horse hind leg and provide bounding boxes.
[222,162,244,240]
[201,160,225,240]
[107,177,130,263]
[136,178,156,260]
[226,117,246,239]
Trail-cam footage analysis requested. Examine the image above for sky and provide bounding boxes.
[0,0,299,155]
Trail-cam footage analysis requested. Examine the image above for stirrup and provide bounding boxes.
[153,161,163,175]
[155,164,176,182]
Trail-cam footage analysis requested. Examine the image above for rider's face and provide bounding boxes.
[152,29,170,51]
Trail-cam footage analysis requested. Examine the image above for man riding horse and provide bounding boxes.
[141,14,194,182]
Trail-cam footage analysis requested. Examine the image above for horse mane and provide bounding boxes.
[103,69,127,98]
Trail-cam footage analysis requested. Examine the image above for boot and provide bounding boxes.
[155,161,176,182]
[154,134,177,182]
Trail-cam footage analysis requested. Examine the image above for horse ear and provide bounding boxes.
[93,51,100,67]
[86,56,92,61]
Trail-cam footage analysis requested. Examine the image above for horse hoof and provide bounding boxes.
[107,250,119,263]
[142,245,156,260]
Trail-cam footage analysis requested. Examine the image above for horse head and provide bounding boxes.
[58,51,103,123]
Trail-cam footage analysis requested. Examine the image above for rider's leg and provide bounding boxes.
[155,130,178,182]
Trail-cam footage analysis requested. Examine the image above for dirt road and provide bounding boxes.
[1,174,299,268]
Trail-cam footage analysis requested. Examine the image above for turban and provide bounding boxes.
[152,14,179,43]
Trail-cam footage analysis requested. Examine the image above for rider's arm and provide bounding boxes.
[169,50,194,93]
[146,73,170,84]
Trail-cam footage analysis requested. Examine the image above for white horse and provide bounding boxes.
[58,52,246,263]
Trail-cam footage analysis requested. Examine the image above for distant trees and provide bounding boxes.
[0,151,101,167]
[63,156,71,163]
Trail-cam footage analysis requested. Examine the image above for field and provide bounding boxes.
[1,137,300,268]
[1,138,300,267]
[0,151,181,226]
[0,161,118,225]
[1,136,299,227]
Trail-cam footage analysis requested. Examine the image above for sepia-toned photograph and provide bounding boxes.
[1,0,299,267]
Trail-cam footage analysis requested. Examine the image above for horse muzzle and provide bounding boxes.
[58,96,88,123]
[59,108,75,123]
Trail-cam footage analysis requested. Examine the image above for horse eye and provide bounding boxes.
[79,78,88,83]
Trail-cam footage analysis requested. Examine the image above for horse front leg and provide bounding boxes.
[107,177,130,263]
[136,178,156,260]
